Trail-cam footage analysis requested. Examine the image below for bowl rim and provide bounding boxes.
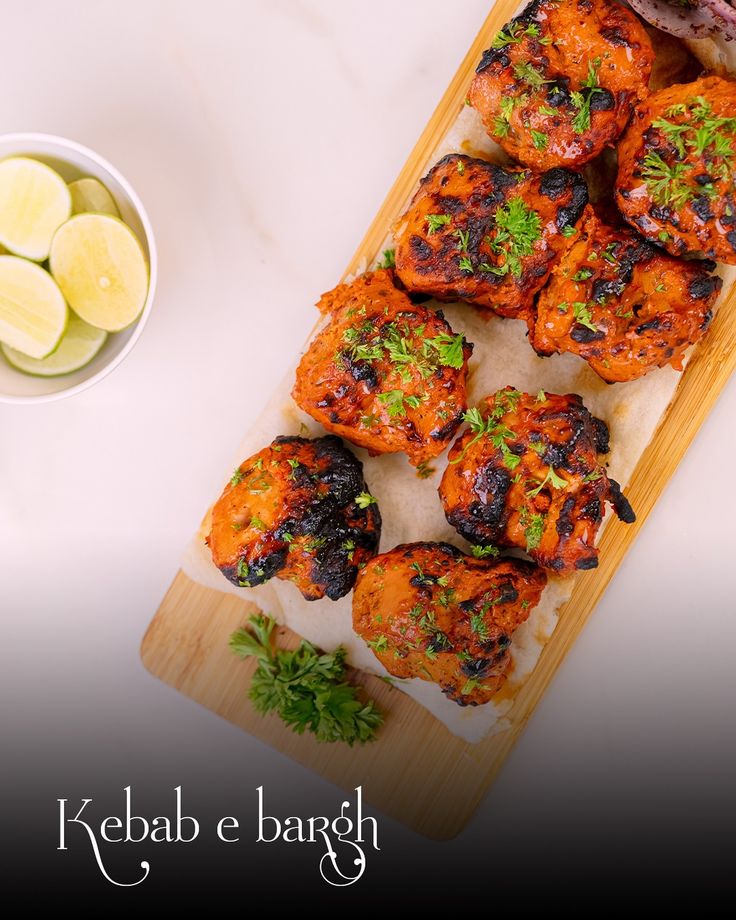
[0,131,157,405]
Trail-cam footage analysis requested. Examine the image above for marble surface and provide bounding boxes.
[1,0,734,894]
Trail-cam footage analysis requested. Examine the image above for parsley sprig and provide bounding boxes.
[230,614,383,745]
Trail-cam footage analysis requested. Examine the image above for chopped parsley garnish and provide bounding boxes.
[570,58,603,134]
[485,197,542,278]
[230,614,382,745]
[458,255,474,273]
[454,228,470,253]
[428,332,466,369]
[416,460,436,479]
[643,96,736,208]
[573,301,598,332]
[451,390,522,468]
[513,61,547,91]
[538,104,559,117]
[426,213,451,235]
[531,129,548,150]
[377,389,420,417]
[237,559,251,587]
[355,491,377,509]
[490,20,542,48]
[456,159,465,175]
[526,466,568,498]
[573,268,593,281]
[560,225,577,238]
[469,612,490,641]
[376,248,396,269]
[519,507,545,552]
[470,544,500,559]
[367,634,388,653]
[230,468,244,486]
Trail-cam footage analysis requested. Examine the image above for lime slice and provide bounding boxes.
[49,214,148,332]
[0,255,68,358]
[68,177,119,216]
[2,311,106,376]
[0,157,72,260]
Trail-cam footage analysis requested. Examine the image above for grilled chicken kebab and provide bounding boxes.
[292,270,473,466]
[353,542,546,705]
[617,75,736,263]
[439,389,635,575]
[531,208,722,382]
[393,154,588,321]
[468,0,654,170]
[208,436,381,600]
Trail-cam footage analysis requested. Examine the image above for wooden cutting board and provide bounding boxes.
[141,0,736,839]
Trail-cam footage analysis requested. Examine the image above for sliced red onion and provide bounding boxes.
[627,0,736,41]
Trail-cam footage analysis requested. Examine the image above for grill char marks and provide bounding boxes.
[352,542,547,706]
[531,208,722,383]
[616,75,736,264]
[468,0,653,170]
[439,388,635,576]
[208,435,381,601]
[393,154,588,321]
[292,270,473,466]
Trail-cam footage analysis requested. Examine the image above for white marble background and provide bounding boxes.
[1,0,734,892]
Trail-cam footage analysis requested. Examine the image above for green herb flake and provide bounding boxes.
[426,213,451,235]
[355,491,377,509]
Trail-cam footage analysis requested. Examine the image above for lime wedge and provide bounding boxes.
[0,255,68,358]
[2,311,106,376]
[49,214,148,332]
[0,157,72,260]
[68,177,119,216]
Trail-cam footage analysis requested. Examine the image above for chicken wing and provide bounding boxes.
[468,0,653,170]
[208,435,381,601]
[438,389,635,575]
[292,270,473,466]
[530,208,722,382]
[352,541,546,705]
[393,154,588,320]
[616,76,736,263]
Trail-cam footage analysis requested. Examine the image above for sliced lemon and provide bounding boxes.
[0,255,68,358]
[2,311,107,376]
[68,177,119,216]
[0,157,72,260]
[49,214,148,332]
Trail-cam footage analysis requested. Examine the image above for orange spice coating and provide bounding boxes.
[468,0,653,170]
[530,208,722,382]
[208,436,380,601]
[292,270,473,466]
[616,76,736,263]
[393,154,588,320]
[438,388,635,576]
[352,542,546,705]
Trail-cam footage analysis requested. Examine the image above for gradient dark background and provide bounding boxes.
[1,0,735,901]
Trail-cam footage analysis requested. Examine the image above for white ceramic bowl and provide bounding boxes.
[0,133,157,404]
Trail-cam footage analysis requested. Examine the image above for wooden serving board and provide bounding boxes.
[141,0,736,840]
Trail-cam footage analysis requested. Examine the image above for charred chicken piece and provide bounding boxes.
[208,435,381,601]
[531,208,722,382]
[468,0,653,170]
[292,270,473,466]
[439,389,635,576]
[393,154,588,320]
[352,542,546,705]
[616,76,736,263]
